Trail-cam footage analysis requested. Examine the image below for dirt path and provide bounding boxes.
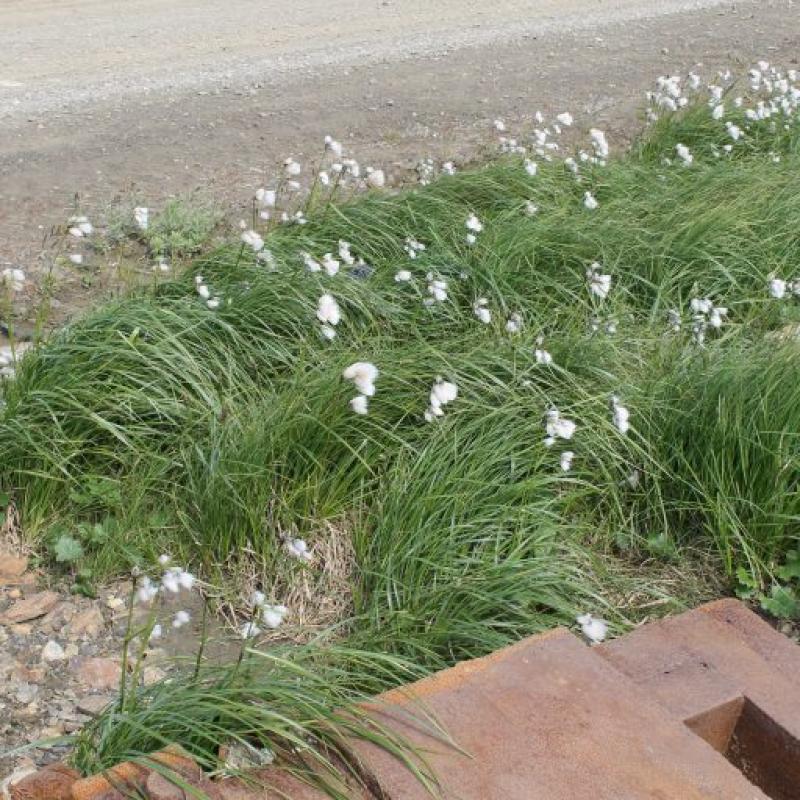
[0,0,798,317]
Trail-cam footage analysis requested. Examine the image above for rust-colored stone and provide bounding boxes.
[598,600,800,733]
[69,747,215,800]
[598,599,800,800]
[74,656,122,690]
[0,590,60,624]
[214,766,360,800]
[146,744,204,782]
[70,761,146,800]
[349,627,770,798]
[699,597,800,675]
[685,696,746,754]
[66,607,105,638]
[21,601,799,800]
[0,552,28,584]
[144,771,186,800]
[8,763,79,800]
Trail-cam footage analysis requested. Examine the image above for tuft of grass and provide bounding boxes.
[144,198,224,259]
[71,644,441,796]
[97,196,224,258]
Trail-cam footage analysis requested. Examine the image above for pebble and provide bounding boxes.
[66,607,104,638]
[76,695,113,717]
[0,552,28,583]
[14,683,38,704]
[75,656,122,690]
[105,596,125,611]
[41,641,65,662]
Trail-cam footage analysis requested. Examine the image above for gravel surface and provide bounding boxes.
[1,0,798,323]
[0,0,736,116]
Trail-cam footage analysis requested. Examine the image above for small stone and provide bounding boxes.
[8,762,80,800]
[39,723,66,738]
[76,695,113,716]
[64,643,79,658]
[75,656,121,690]
[0,591,60,624]
[66,607,105,638]
[0,552,28,583]
[42,640,66,662]
[14,682,39,704]
[11,623,32,636]
[143,666,167,686]
[105,596,125,611]
[41,601,76,631]
[145,771,186,800]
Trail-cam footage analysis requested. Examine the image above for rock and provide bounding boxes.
[145,772,186,800]
[40,601,76,631]
[1,765,37,800]
[76,695,113,717]
[0,553,28,584]
[66,607,104,638]
[74,656,121,690]
[14,683,38,704]
[70,761,147,800]
[7,762,79,800]
[41,640,65,662]
[149,745,204,782]
[143,666,167,685]
[64,643,79,658]
[0,591,60,625]
[10,623,32,636]
[105,596,125,611]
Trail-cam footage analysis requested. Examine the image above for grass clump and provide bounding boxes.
[98,196,223,257]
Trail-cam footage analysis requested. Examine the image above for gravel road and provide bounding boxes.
[0,0,798,299]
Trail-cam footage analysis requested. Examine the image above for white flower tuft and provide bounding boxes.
[343,361,379,397]
[241,230,264,252]
[425,378,458,421]
[586,263,612,300]
[576,613,608,643]
[473,298,492,325]
[321,253,340,276]
[610,395,631,435]
[172,610,191,629]
[286,537,313,563]
[262,604,288,629]
[317,293,341,327]
[505,313,523,334]
[350,394,369,415]
[545,408,576,442]
[769,278,787,299]
[583,191,599,210]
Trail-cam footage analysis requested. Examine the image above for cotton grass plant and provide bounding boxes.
[2,62,800,791]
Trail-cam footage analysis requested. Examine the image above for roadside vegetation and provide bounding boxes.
[1,63,799,788]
